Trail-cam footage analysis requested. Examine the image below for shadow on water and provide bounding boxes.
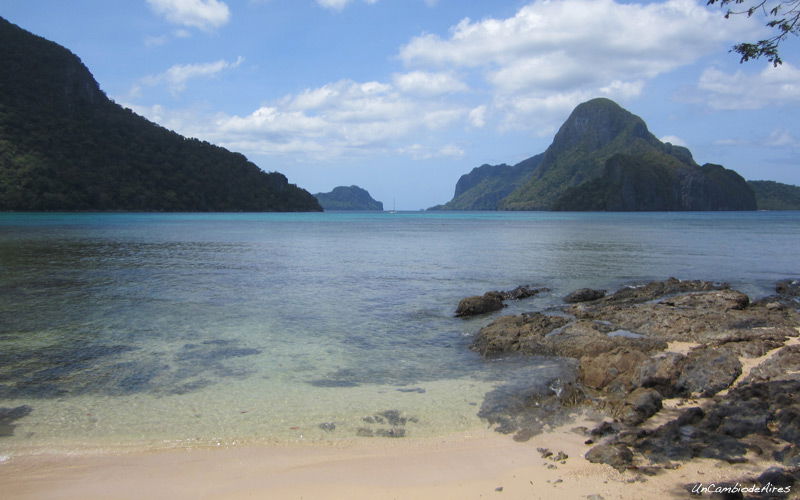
[0,338,261,399]
[476,357,586,441]
[0,405,32,437]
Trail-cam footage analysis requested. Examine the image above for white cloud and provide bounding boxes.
[697,63,800,110]
[397,143,464,160]
[660,135,688,147]
[468,105,487,128]
[316,0,378,10]
[146,0,230,30]
[399,0,760,128]
[132,79,470,161]
[392,71,468,96]
[139,56,244,94]
[764,129,798,147]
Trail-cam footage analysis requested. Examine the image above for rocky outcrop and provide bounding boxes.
[434,98,757,211]
[455,293,505,317]
[469,277,800,481]
[564,288,606,303]
[455,286,544,317]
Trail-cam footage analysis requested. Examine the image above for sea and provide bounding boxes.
[1,211,798,456]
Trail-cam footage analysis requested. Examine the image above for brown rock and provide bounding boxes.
[660,289,749,311]
[564,288,606,303]
[633,352,685,396]
[676,347,742,397]
[745,345,800,384]
[585,444,633,471]
[470,313,568,356]
[598,278,729,306]
[455,292,505,317]
[617,387,663,425]
[580,347,649,393]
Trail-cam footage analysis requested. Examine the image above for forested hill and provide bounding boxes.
[433,98,755,211]
[748,180,800,210]
[314,186,384,210]
[0,17,321,211]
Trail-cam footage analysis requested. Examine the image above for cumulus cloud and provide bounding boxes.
[400,0,759,128]
[397,143,465,160]
[133,79,470,160]
[146,0,230,30]
[392,71,468,96]
[138,56,244,94]
[697,63,800,110]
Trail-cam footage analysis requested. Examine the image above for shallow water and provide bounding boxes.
[1,211,798,454]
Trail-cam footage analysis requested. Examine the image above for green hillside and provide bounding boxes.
[748,180,800,210]
[314,186,383,210]
[433,98,756,212]
[0,17,321,212]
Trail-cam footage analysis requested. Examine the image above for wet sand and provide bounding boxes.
[0,420,777,500]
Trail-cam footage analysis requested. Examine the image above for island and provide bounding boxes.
[314,185,384,211]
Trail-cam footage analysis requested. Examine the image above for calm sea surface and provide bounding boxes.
[1,211,798,455]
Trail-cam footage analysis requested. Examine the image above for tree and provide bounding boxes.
[708,0,800,65]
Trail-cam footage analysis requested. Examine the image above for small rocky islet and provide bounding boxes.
[460,277,800,493]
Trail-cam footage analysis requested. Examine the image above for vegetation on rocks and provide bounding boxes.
[434,98,757,211]
[0,17,321,212]
[314,185,383,211]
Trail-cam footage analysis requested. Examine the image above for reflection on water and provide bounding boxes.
[0,211,798,452]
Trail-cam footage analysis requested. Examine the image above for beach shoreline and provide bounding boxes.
[0,418,777,500]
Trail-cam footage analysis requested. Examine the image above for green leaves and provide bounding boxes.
[708,0,800,66]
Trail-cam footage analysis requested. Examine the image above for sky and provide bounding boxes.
[2,0,799,209]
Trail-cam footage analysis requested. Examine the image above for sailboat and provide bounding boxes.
[388,198,397,214]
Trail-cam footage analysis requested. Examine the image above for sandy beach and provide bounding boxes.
[0,418,780,500]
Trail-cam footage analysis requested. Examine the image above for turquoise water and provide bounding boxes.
[1,211,798,454]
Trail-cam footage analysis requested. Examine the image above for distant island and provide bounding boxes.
[431,98,758,212]
[748,180,800,210]
[314,186,384,211]
[0,17,321,212]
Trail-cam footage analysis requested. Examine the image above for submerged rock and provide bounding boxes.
[0,405,32,437]
[477,359,583,439]
[318,422,336,432]
[776,279,800,297]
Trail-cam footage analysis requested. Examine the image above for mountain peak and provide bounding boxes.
[549,98,653,154]
[436,97,754,211]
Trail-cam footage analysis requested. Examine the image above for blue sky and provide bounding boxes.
[3,0,799,209]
